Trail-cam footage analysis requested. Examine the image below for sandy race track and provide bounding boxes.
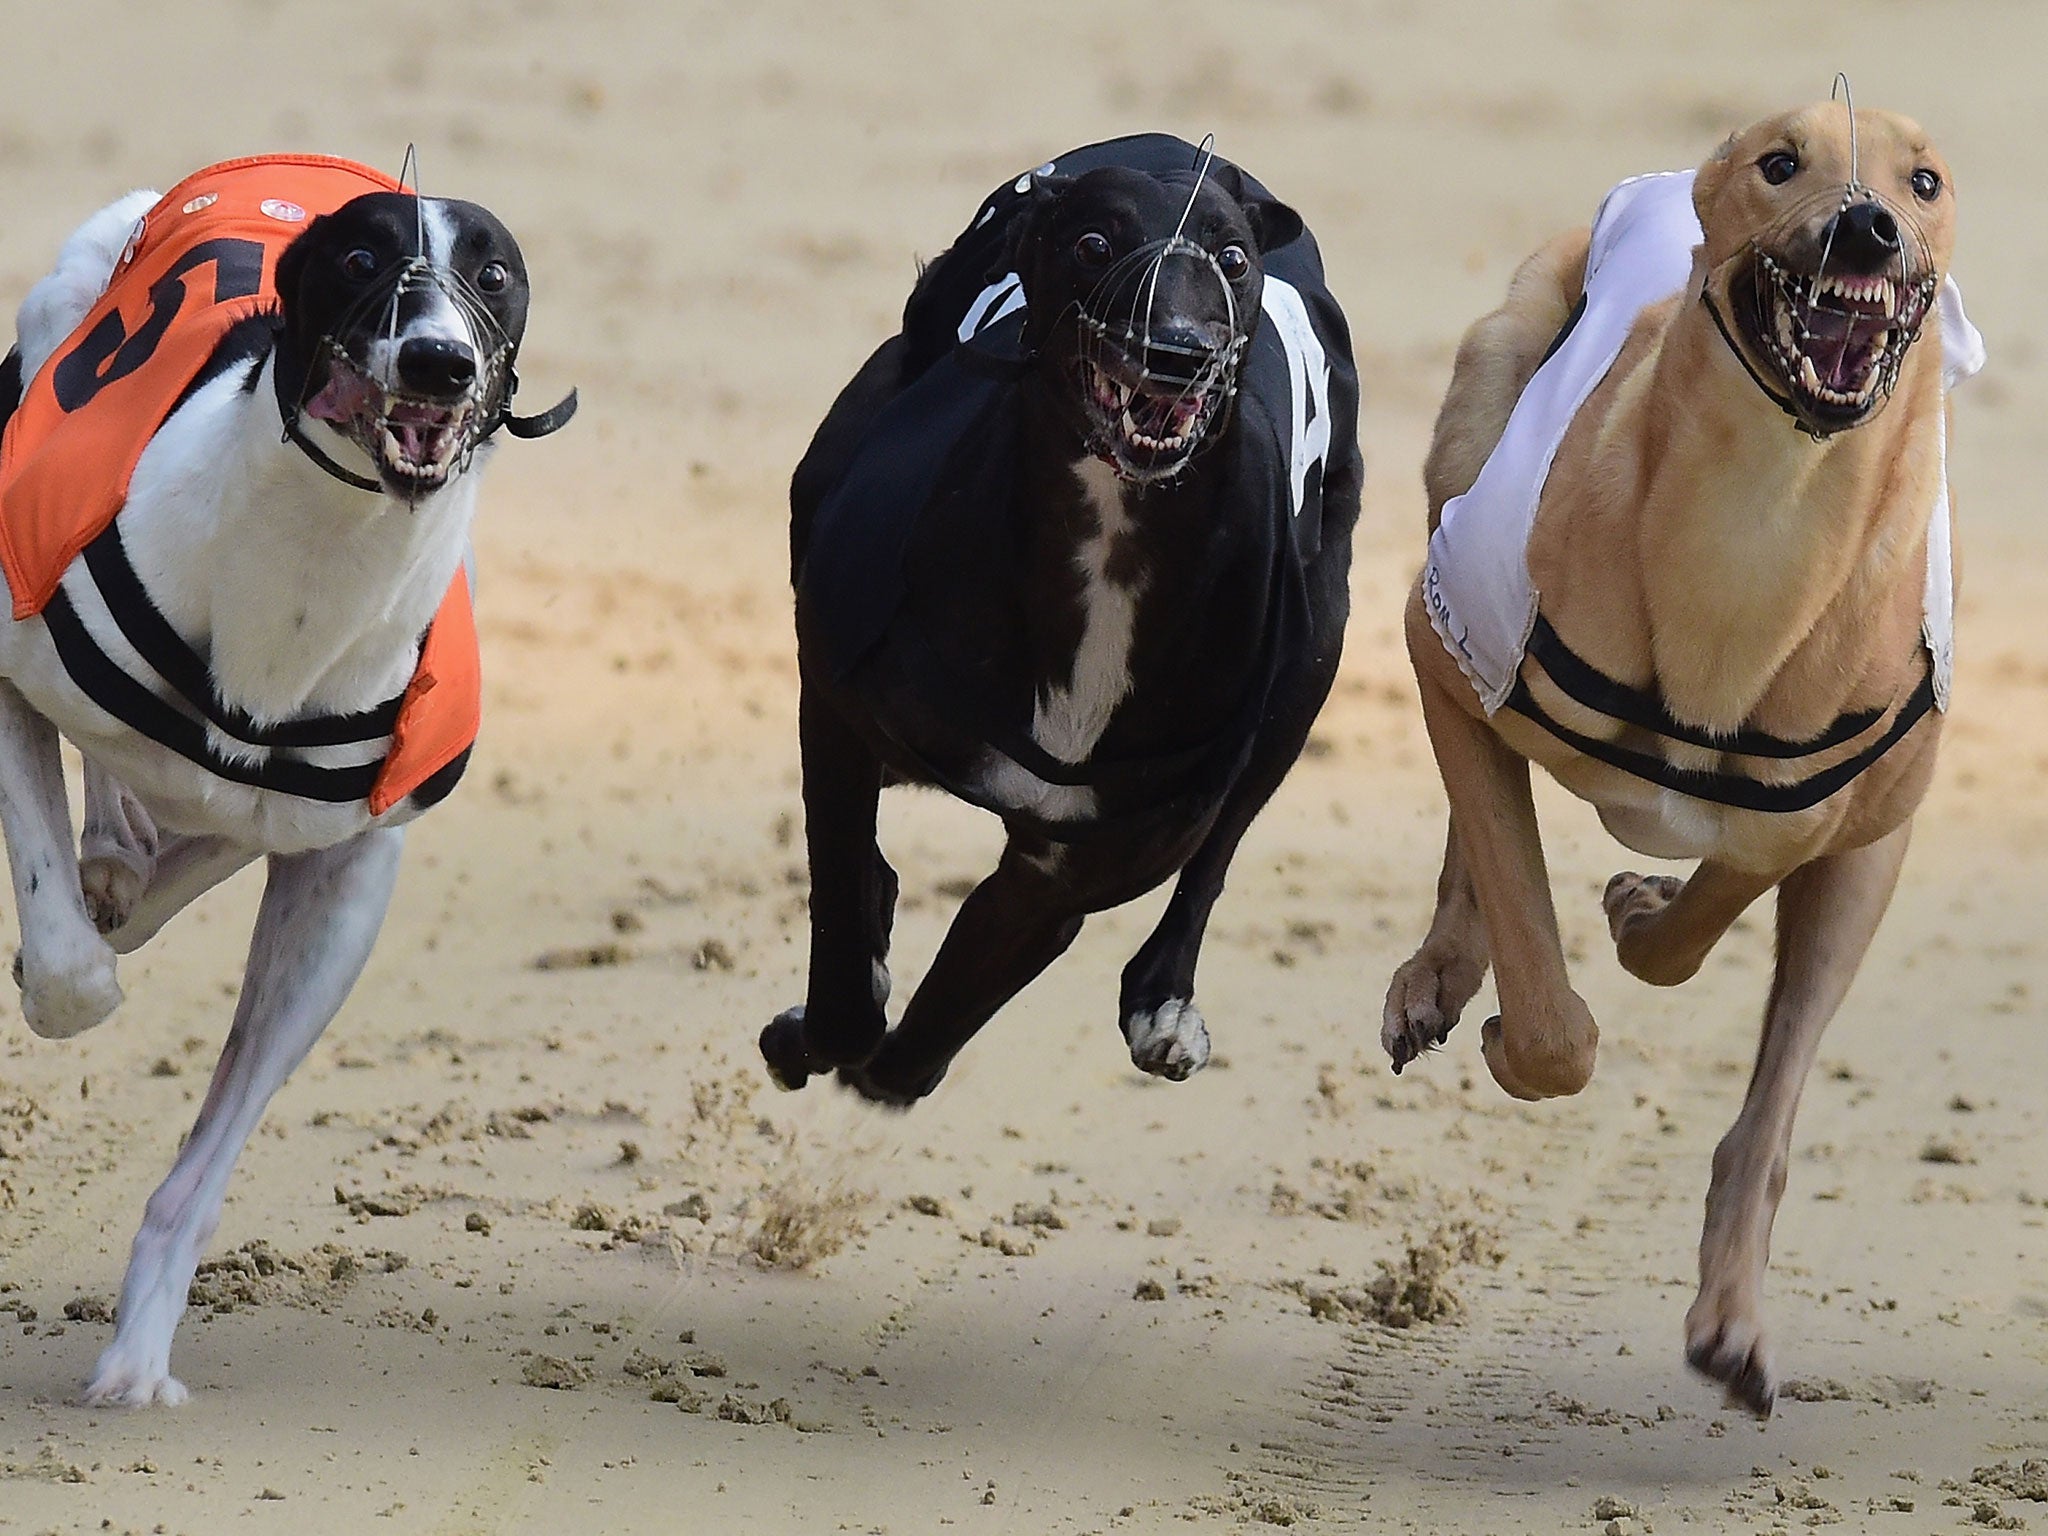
[3,2,2047,1531]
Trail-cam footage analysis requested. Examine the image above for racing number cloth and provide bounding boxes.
[797,134,1358,824]
[0,155,480,814]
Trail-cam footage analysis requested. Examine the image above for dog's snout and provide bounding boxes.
[396,337,478,399]
[1823,201,1903,272]
[1141,321,1231,383]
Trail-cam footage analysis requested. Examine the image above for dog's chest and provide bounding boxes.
[1028,459,1146,767]
[0,616,404,850]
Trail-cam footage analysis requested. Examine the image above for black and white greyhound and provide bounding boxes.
[762,135,1361,1105]
[0,156,571,1405]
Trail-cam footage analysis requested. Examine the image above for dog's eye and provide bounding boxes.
[1910,168,1942,202]
[1757,151,1799,187]
[340,248,379,281]
[1217,244,1251,281]
[476,260,510,294]
[1073,231,1113,269]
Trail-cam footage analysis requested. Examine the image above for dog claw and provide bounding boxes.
[1686,1329,1777,1419]
[835,1058,944,1109]
[1124,997,1210,1081]
[759,1008,814,1092]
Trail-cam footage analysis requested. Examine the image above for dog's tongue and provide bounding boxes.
[305,369,371,425]
[387,400,454,467]
[1804,308,1892,391]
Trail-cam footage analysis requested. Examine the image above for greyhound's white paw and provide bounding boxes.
[84,1345,188,1409]
[20,943,123,1039]
[1125,998,1210,1081]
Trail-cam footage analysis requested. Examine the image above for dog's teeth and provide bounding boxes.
[1799,355,1822,396]
[1880,280,1896,318]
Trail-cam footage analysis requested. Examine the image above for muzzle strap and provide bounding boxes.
[280,405,385,493]
[493,381,579,440]
[1698,285,1827,441]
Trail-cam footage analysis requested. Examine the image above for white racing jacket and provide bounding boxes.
[1423,169,1985,735]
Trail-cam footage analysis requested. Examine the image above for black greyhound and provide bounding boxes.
[762,135,1361,1105]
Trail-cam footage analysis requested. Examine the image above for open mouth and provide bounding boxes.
[1074,348,1232,481]
[1744,253,1933,428]
[304,353,478,494]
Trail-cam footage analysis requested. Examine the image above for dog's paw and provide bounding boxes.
[1124,998,1210,1081]
[1381,954,1467,1073]
[80,851,150,936]
[1685,1301,1776,1419]
[84,1346,189,1410]
[20,944,123,1039]
[759,1008,814,1091]
[834,1056,943,1109]
[1602,871,1682,943]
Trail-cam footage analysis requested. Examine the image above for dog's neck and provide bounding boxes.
[1573,291,1944,736]
[118,353,482,727]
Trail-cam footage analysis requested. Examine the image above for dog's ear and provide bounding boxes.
[1691,133,1745,236]
[990,173,1073,282]
[1208,163,1304,255]
[1241,196,1303,256]
[271,217,324,330]
[272,225,308,306]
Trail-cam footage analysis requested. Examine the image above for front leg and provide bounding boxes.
[1686,821,1910,1418]
[1119,627,1344,1082]
[85,826,405,1408]
[1382,820,1491,1072]
[79,757,161,934]
[0,681,121,1037]
[760,684,890,1089]
[1405,607,1596,1099]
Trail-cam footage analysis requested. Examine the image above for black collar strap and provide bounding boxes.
[280,409,385,493]
[1699,286,1834,443]
[493,381,579,440]
[1506,614,1936,814]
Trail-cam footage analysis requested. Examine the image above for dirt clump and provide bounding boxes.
[186,1241,403,1314]
[744,1175,868,1269]
[1286,1220,1504,1328]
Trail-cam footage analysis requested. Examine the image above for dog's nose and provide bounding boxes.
[1140,321,1232,387]
[396,337,478,398]
[1822,201,1902,272]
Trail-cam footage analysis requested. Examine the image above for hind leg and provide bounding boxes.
[0,683,121,1038]
[1603,859,1776,987]
[842,841,1086,1105]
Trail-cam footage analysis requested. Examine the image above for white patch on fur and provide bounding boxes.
[975,756,1097,822]
[363,199,479,389]
[1124,997,1211,1080]
[1032,458,1144,764]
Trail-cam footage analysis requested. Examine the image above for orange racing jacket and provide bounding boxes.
[0,155,479,815]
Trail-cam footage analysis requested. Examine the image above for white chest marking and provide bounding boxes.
[1032,458,1144,765]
